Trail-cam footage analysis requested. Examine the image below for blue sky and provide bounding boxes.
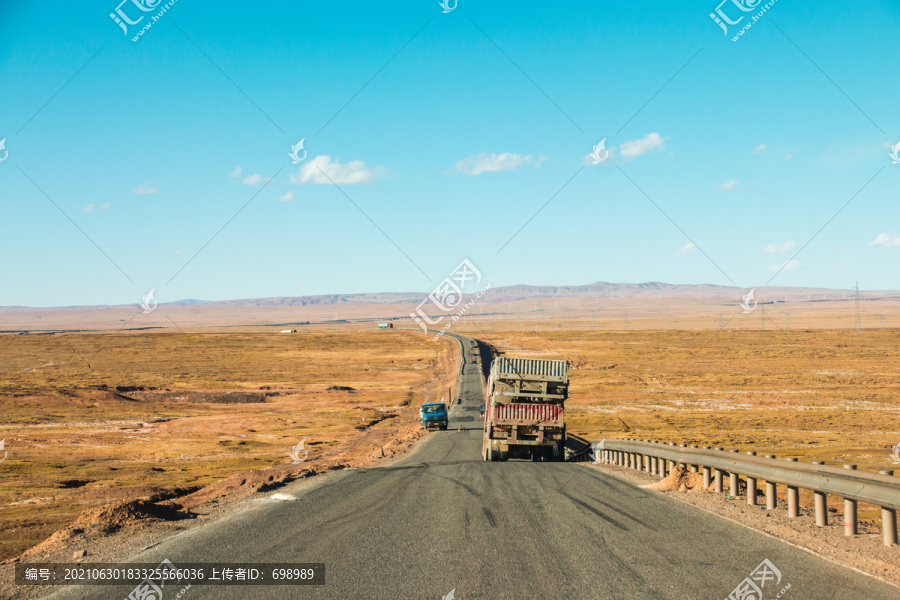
[1,0,898,307]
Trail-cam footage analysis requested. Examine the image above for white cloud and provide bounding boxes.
[534,155,549,168]
[290,155,384,185]
[452,152,532,176]
[768,259,802,272]
[718,178,739,191]
[98,203,110,211]
[229,165,242,178]
[784,153,793,160]
[764,241,800,254]
[618,132,666,160]
[675,242,699,257]
[278,190,296,202]
[243,174,272,185]
[171,249,186,256]
[753,144,767,154]
[81,204,95,212]
[868,233,900,248]
[133,182,158,195]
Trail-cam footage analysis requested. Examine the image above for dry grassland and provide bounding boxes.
[0,329,457,561]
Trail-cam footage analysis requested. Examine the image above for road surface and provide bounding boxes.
[45,332,898,599]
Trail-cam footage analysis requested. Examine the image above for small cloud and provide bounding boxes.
[764,241,800,254]
[229,165,242,178]
[868,233,900,248]
[619,132,666,161]
[81,204,95,212]
[133,182,159,195]
[784,153,793,160]
[768,259,802,272]
[451,152,532,176]
[98,203,110,211]
[675,242,699,257]
[290,155,385,185]
[278,190,296,202]
[534,155,549,168]
[243,174,272,185]
[171,249,186,256]
[718,178,739,191]
[753,144,767,154]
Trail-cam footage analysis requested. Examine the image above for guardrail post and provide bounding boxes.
[678,444,687,469]
[844,465,858,536]
[714,449,724,492]
[689,446,699,472]
[649,454,656,475]
[765,454,777,509]
[786,458,799,517]
[812,461,827,526]
[879,470,897,546]
[729,449,739,497]
[701,447,711,489]
[746,451,757,505]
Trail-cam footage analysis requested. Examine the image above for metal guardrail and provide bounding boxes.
[596,439,900,547]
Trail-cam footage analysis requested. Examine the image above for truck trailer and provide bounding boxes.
[482,357,569,462]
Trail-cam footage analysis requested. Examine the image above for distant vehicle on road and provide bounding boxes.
[378,322,394,329]
[420,402,449,430]
[482,357,568,462]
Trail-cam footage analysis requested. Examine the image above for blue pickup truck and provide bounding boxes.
[420,402,449,430]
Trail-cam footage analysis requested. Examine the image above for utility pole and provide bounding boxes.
[854,282,862,333]
[761,302,765,331]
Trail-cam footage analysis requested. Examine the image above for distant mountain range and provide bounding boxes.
[3,282,897,312]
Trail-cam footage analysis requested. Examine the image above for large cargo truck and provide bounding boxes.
[482,357,569,462]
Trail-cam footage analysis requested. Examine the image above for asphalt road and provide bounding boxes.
[44,332,899,600]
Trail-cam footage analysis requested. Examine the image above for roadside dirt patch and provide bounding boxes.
[645,465,707,492]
